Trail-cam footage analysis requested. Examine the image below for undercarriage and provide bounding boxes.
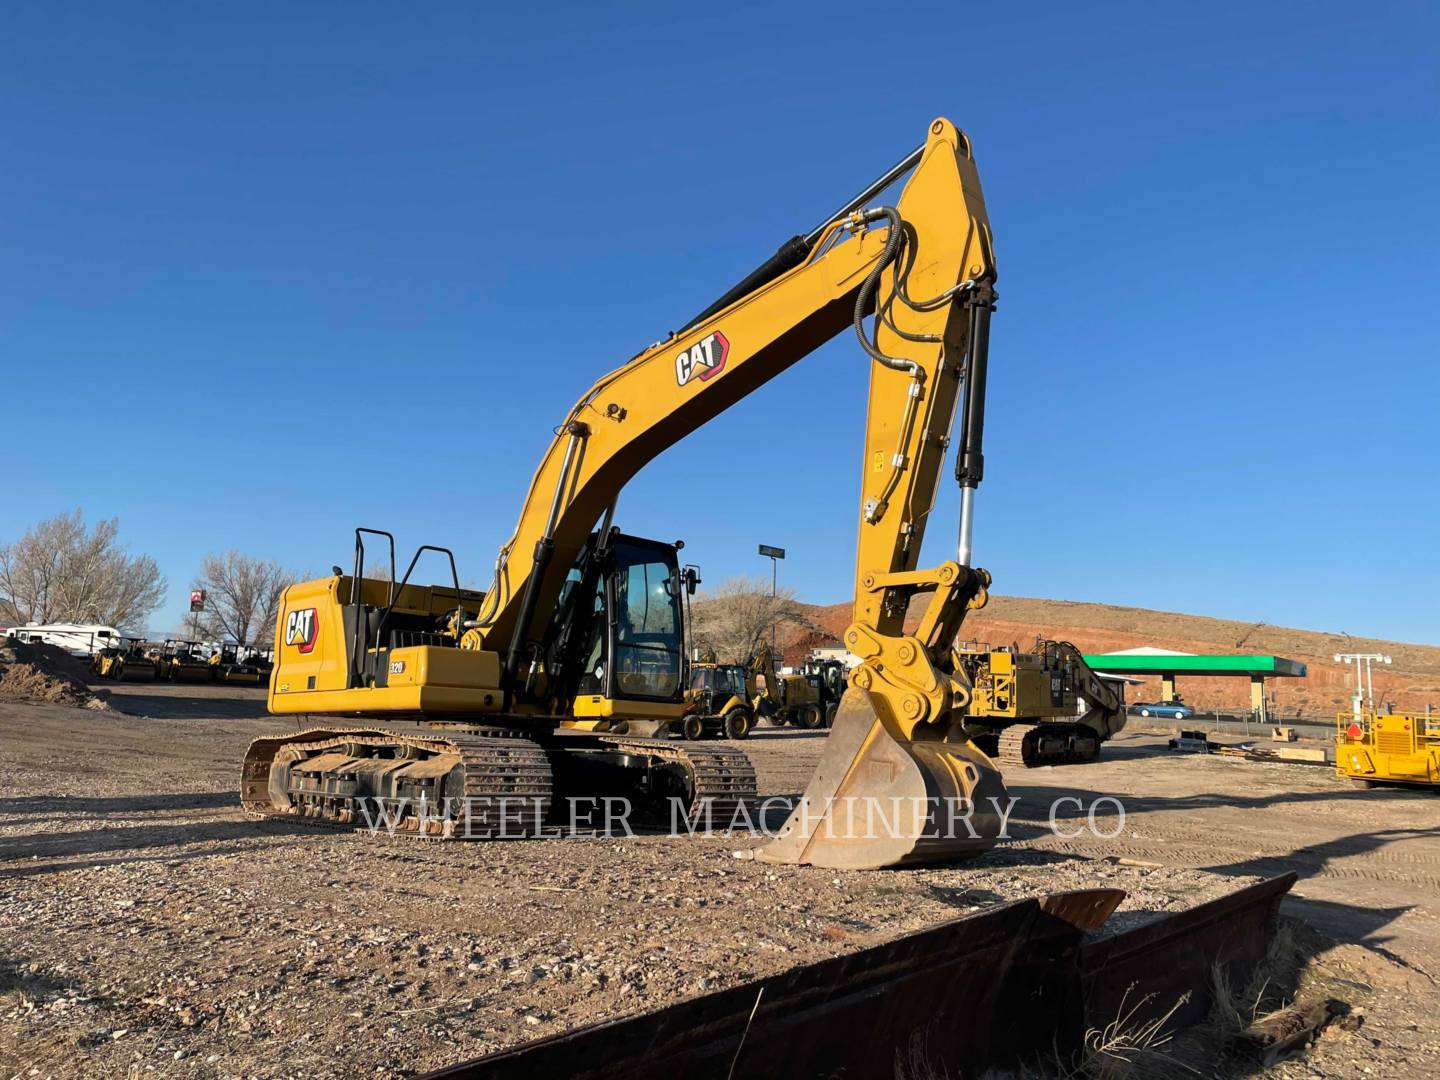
[241,723,758,838]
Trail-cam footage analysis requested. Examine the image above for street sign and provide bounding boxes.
[758,545,786,559]
[189,589,206,612]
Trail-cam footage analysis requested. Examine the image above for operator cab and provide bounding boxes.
[542,531,689,711]
[690,663,748,700]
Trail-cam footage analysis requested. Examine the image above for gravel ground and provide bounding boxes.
[1,684,1436,1078]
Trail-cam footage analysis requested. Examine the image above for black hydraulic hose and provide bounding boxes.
[502,421,588,697]
[504,535,555,694]
[851,207,922,377]
[804,145,923,246]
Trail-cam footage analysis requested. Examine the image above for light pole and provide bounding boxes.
[1334,652,1392,723]
[758,544,785,657]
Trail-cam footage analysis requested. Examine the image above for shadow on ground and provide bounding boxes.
[0,815,322,870]
[104,690,271,720]
[0,791,236,817]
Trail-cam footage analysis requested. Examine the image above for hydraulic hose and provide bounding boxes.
[851,207,924,380]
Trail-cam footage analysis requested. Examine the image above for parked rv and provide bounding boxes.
[2,623,123,658]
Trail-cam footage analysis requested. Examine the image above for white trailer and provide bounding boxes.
[1,623,123,657]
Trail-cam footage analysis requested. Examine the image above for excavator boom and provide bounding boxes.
[466,120,993,681]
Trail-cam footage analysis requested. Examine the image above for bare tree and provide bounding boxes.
[0,510,165,632]
[192,551,294,645]
[687,575,819,663]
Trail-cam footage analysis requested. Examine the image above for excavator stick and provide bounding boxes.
[757,687,1006,869]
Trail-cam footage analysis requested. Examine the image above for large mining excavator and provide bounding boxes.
[243,117,1007,869]
[956,638,1127,767]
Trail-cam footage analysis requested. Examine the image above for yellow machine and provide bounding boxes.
[750,644,832,730]
[244,117,1009,869]
[91,645,124,679]
[681,644,837,738]
[1336,710,1440,788]
[682,653,755,740]
[209,643,267,685]
[956,639,1126,767]
[91,638,155,682]
[152,639,212,683]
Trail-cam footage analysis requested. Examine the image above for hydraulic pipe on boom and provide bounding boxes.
[680,146,925,336]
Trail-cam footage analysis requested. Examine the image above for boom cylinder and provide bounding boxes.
[955,286,995,567]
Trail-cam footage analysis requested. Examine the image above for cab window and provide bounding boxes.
[611,545,682,700]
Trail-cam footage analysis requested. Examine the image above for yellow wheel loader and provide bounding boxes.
[244,117,1012,869]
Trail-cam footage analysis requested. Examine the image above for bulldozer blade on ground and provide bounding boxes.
[418,875,1297,1080]
[756,686,1009,870]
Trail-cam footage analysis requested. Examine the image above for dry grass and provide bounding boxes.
[1205,918,1305,1040]
[895,987,1199,1080]
[896,925,1318,1080]
[1074,988,1198,1080]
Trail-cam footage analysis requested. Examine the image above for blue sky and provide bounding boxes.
[3,1,1437,642]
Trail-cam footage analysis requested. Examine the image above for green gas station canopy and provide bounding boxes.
[1082,653,1308,678]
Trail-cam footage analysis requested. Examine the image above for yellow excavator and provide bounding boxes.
[958,638,1127,767]
[243,117,1006,869]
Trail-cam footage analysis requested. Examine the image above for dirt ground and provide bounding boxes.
[1,684,1437,1079]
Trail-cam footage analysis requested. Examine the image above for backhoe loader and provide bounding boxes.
[243,117,1007,869]
[750,644,836,730]
[682,656,755,740]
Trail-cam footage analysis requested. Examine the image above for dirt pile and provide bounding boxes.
[0,639,110,710]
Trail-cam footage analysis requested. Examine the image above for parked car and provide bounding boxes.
[1130,700,1194,720]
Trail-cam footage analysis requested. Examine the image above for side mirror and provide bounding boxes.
[685,567,700,595]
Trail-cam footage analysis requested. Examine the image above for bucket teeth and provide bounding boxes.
[758,687,1008,870]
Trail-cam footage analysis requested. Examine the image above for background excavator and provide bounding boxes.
[957,638,1127,767]
[243,117,1009,869]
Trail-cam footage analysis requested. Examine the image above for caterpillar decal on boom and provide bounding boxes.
[243,117,1010,869]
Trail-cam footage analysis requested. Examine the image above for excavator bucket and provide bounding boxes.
[757,687,1008,870]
